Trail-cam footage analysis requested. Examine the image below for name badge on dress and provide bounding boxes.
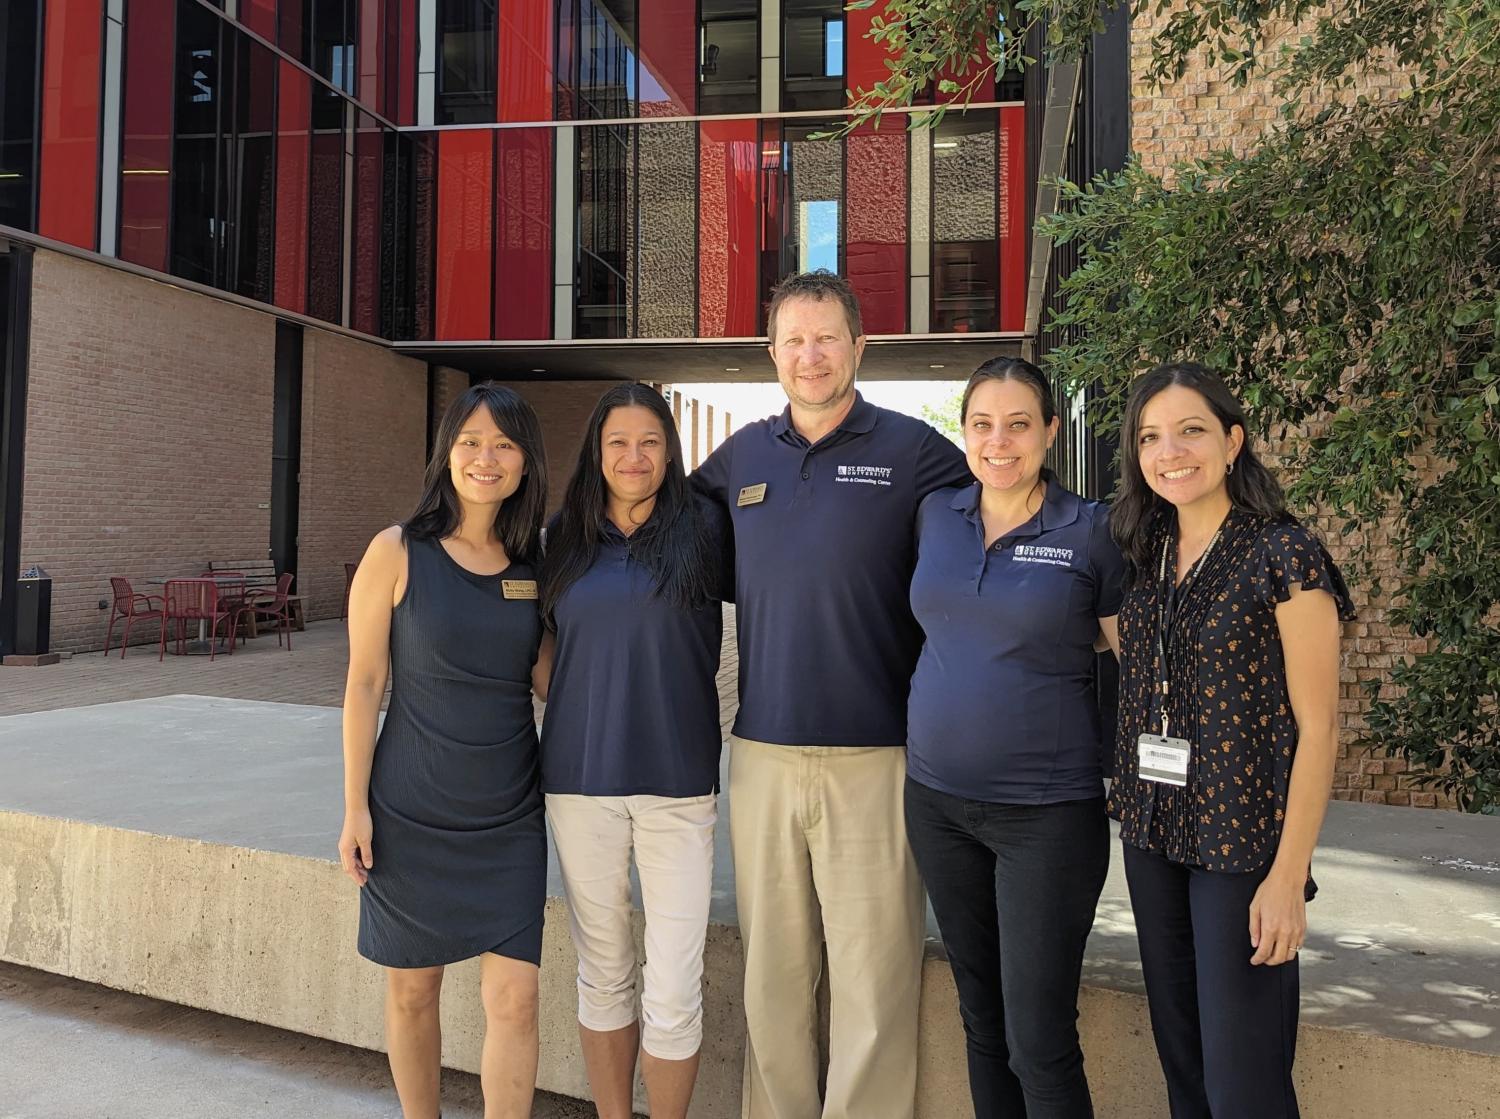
[501,579,538,600]
[737,483,768,506]
[1137,733,1190,786]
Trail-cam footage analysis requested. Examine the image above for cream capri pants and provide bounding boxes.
[545,792,717,1061]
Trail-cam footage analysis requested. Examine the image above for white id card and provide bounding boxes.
[1137,733,1191,787]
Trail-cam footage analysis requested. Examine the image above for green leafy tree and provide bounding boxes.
[853,0,1500,809]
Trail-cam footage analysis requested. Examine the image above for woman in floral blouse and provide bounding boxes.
[1109,363,1354,1119]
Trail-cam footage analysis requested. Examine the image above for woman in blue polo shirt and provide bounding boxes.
[905,357,1124,1118]
[537,383,727,1119]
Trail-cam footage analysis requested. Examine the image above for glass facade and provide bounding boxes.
[1,0,1030,344]
[0,0,41,233]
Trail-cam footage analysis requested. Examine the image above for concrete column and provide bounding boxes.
[760,0,779,113]
[553,129,576,340]
[908,112,932,334]
[98,0,125,257]
[691,398,701,468]
[417,0,438,126]
[672,387,683,431]
[725,411,732,440]
[705,404,715,454]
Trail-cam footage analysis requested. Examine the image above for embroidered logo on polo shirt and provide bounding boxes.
[834,464,894,487]
[1012,544,1073,567]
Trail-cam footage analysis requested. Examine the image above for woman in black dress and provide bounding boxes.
[1109,363,1353,1118]
[339,382,549,1119]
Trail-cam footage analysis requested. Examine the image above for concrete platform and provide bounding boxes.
[2,696,1499,1117]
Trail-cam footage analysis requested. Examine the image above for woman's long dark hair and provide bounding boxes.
[1113,362,1287,585]
[540,384,716,623]
[403,382,547,564]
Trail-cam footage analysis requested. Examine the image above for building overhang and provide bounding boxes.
[394,333,1027,383]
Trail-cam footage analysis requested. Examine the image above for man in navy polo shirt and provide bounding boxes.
[693,271,969,1119]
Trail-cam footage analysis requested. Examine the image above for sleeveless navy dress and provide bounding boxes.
[357,534,546,968]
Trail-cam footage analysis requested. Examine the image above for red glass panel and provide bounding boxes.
[435,129,495,339]
[275,60,311,314]
[118,0,174,271]
[493,128,552,339]
[845,2,888,104]
[351,115,384,335]
[37,0,103,249]
[396,0,418,125]
[359,0,382,109]
[498,0,554,123]
[757,119,782,332]
[699,119,759,338]
[241,0,278,39]
[279,0,305,61]
[845,125,907,334]
[638,0,696,117]
[997,105,1026,331]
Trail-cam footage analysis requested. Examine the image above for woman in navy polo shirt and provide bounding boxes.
[1109,363,1351,1118]
[537,383,727,1119]
[905,357,1124,1118]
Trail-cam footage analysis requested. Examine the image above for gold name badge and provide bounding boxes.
[737,483,768,507]
[501,579,538,600]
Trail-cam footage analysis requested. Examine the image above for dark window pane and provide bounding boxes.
[562,0,635,121]
[931,110,998,333]
[763,119,841,282]
[351,112,384,334]
[575,123,632,338]
[170,0,225,287]
[698,0,758,116]
[229,31,277,303]
[782,0,842,111]
[381,130,421,339]
[0,0,41,231]
[307,104,346,324]
[438,0,497,124]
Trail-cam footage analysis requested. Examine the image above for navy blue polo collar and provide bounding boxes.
[951,469,1082,540]
[769,390,878,444]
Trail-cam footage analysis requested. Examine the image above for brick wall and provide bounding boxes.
[296,332,428,621]
[496,380,612,514]
[20,250,275,652]
[1128,14,1445,807]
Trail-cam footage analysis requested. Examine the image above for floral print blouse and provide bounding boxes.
[1107,509,1356,872]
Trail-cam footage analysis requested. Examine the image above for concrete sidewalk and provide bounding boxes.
[0,961,614,1118]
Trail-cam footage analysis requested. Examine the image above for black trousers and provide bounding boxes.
[904,778,1109,1119]
[1122,843,1301,1119]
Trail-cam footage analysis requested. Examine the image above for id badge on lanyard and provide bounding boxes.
[1137,528,1218,788]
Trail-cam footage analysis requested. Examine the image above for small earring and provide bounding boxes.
[1226,460,1235,475]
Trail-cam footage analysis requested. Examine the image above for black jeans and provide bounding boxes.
[1122,844,1300,1119]
[904,778,1109,1119]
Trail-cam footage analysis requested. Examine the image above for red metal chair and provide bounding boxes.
[159,578,238,661]
[105,577,164,658]
[241,572,296,650]
[341,562,358,620]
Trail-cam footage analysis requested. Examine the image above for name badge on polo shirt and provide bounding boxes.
[737,483,768,506]
[1137,734,1190,786]
[501,579,538,600]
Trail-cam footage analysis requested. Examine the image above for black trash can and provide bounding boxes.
[15,566,51,656]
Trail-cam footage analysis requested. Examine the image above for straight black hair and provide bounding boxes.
[960,355,1057,425]
[1113,362,1287,585]
[540,384,716,624]
[403,382,547,565]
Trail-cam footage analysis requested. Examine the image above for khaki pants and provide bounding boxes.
[729,736,925,1119]
[546,793,717,1060]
